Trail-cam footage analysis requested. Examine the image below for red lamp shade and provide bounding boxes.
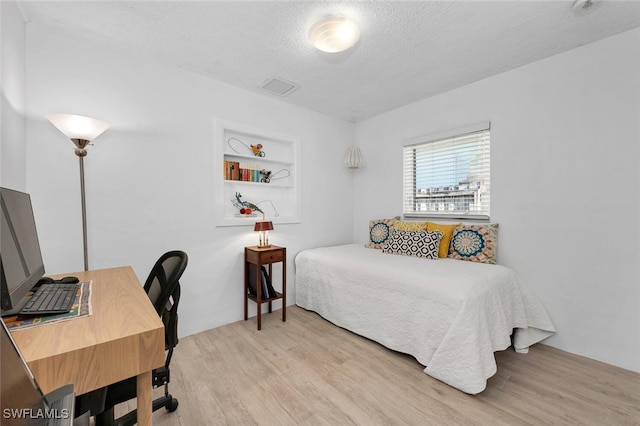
[254,221,274,232]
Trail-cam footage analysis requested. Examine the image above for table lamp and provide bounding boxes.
[254,221,274,248]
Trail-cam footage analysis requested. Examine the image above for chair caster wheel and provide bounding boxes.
[166,398,178,412]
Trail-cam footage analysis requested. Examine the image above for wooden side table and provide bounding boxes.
[244,245,286,330]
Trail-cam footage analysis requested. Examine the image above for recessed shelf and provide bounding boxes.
[214,118,301,227]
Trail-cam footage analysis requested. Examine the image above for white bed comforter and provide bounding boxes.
[295,244,555,394]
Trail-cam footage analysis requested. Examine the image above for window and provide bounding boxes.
[403,123,490,220]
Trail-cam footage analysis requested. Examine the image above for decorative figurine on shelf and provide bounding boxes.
[260,169,272,183]
[251,144,265,157]
[228,137,266,157]
[232,192,264,218]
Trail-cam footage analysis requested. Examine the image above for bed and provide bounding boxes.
[295,243,556,394]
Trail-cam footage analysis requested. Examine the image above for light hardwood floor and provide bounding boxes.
[117,306,640,425]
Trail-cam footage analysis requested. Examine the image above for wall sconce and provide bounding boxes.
[46,113,109,271]
[344,146,363,169]
[254,221,274,248]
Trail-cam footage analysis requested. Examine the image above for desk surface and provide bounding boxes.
[10,266,165,396]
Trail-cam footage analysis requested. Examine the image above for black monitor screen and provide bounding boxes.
[1,187,45,315]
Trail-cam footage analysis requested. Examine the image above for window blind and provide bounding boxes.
[403,126,490,220]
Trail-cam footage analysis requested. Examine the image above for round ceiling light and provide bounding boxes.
[572,0,602,15]
[308,15,360,53]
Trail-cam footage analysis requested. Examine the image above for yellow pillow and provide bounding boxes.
[394,220,428,232]
[427,222,460,258]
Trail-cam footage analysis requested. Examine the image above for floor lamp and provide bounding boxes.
[46,114,109,271]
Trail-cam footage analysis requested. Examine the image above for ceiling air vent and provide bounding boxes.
[261,78,298,97]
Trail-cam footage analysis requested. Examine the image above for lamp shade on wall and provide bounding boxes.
[46,114,109,143]
[344,146,363,168]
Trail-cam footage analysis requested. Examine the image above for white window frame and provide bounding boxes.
[403,122,491,221]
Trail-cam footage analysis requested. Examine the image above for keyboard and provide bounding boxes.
[20,283,81,315]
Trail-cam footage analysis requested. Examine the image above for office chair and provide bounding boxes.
[94,250,188,426]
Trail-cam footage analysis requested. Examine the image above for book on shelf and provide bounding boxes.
[247,262,259,297]
[224,160,262,182]
[248,264,278,300]
[262,265,278,299]
[260,267,269,298]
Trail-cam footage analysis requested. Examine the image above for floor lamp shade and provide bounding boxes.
[46,114,109,142]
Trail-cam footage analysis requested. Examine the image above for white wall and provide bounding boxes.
[24,23,355,335]
[0,0,26,190]
[353,28,640,372]
[10,9,639,374]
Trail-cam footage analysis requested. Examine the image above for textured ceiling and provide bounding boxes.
[19,1,640,121]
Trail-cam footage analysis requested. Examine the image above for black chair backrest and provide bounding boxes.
[144,251,187,351]
[143,250,188,316]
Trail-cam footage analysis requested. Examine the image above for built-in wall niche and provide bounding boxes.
[214,118,301,227]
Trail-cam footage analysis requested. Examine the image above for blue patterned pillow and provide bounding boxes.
[449,223,498,264]
[382,229,443,259]
[365,218,396,249]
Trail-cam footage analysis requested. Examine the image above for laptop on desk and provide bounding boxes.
[1,321,83,426]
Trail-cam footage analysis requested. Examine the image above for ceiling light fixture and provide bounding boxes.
[308,15,360,53]
[572,0,602,15]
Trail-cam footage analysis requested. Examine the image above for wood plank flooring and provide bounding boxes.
[116,306,640,425]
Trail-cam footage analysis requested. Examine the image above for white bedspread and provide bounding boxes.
[295,244,555,394]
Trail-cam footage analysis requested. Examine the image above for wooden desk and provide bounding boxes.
[10,266,164,426]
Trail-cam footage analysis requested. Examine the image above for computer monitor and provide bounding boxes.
[1,187,46,316]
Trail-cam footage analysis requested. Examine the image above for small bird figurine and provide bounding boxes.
[250,144,265,157]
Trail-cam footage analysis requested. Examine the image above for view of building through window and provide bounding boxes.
[403,128,490,218]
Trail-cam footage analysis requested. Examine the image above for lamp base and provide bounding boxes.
[257,244,272,248]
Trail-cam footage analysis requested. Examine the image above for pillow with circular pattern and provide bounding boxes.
[448,223,498,264]
[365,217,396,249]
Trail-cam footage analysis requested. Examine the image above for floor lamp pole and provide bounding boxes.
[78,155,89,272]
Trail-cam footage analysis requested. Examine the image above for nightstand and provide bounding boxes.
[244,245,286,330]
